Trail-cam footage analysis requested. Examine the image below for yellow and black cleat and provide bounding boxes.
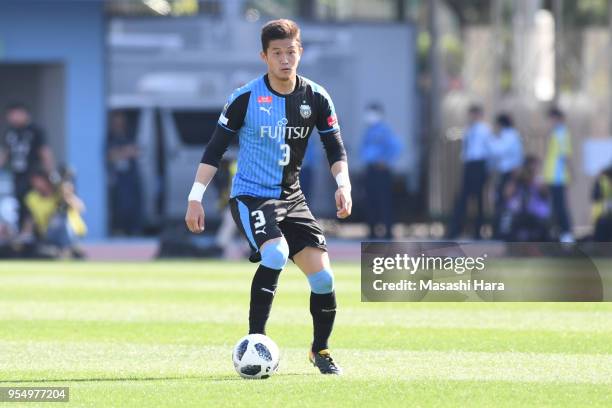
[308,349,343,375]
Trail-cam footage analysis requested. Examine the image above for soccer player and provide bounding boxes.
[185,19,351,375]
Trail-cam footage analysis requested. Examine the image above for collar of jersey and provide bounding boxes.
[263,74,301,98]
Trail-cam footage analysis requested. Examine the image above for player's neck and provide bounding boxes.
[267,73,297,95]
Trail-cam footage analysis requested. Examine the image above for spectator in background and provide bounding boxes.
[591,164,612,242]
[0,103,55,228]
[360,103,403,239]
[502,155,551,241]
[489,113,524,239]
[106,111,142,235]
[20,168,86,258]
[543,107,573,243]
[447,105,491,240]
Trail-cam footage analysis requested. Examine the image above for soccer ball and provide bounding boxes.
[232,334,280,379]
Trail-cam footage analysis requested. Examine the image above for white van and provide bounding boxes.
[108,94,226,231]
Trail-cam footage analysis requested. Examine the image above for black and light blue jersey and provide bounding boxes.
[201,74,345,200]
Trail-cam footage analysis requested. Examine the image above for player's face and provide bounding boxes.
[261,38,302,81]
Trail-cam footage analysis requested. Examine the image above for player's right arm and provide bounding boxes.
[185,163,218,233]
[185,89,250,233]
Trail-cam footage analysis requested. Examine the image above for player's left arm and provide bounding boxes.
[315,88,351,219]
[331,160,351,219]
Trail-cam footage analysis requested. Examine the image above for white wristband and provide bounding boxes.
[335,172,350,188]
[188,182,207,202]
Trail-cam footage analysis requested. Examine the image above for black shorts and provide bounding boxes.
[229,194,327,259]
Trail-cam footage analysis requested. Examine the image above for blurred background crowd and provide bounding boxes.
[1,0,612,259]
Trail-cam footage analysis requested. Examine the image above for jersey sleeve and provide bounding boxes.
[201,90,250,167]
[315,89,340,135]
[218,90,250,132]
[315,88,346,165]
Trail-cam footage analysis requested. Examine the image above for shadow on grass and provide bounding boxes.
[0,372,308,384]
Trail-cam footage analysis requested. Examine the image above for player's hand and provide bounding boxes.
[185,201,205,233]
[335,186,352,219]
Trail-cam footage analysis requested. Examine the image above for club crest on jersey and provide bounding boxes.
[258,95,273,104]
[299,103,312,119]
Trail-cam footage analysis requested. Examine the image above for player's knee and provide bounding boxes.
[307,268,335,294]
[260,239,289,270]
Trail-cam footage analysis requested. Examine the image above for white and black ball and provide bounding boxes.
[232,334,280,379]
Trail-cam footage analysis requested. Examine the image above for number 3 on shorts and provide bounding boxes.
[251,210,265,229]
[279,144,290,166]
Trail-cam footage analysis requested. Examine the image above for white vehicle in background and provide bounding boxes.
[109,95,226,231]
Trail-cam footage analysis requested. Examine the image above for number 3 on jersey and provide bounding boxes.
[279,144,290,166]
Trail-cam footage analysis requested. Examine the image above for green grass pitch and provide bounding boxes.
[0,260,611,407]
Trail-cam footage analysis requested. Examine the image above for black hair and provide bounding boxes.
[29,167,51,183]
[496,113,513,128]
[468,104,483,115]
[548,107,565,120]
[261,19,301,52]
[366,102,384,114]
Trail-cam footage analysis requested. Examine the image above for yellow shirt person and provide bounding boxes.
[24,190,87,237]
[543,124,572,185]
[543,108,573,242]
[22,170,87,246]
